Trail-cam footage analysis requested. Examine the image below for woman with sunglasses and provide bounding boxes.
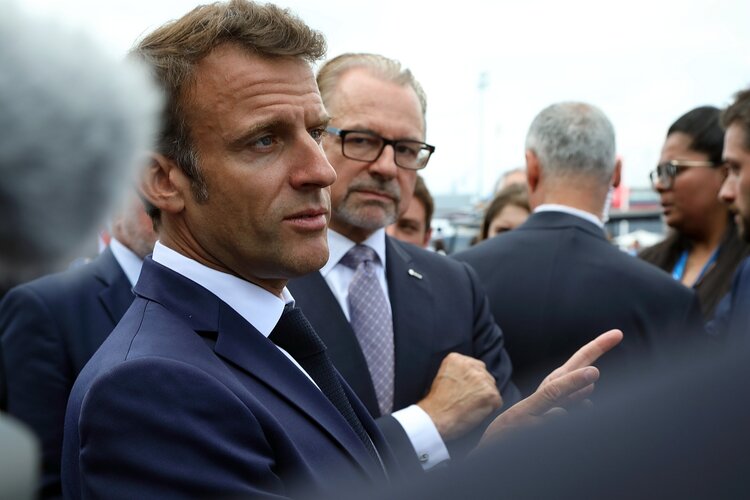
[640,106,750,318]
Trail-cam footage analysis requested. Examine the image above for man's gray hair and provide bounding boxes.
[525,102,616,184]
[0,3,162,283]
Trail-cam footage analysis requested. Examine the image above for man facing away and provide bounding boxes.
[62,3,621,497]
[0,194,156,498]
[455,102,704,396]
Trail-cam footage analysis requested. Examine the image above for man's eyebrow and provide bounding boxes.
[340,124,422,142]
[314,115,332,128]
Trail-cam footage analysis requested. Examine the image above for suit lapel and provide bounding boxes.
[385,237,437,410]
[93,248,135,325]
[212,303,380,475]
[135,259,379,476]
[288,273,380,416]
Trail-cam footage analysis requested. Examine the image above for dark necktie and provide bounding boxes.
[269,305,383,471]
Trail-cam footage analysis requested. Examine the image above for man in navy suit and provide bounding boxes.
[712,87,750,338]
[61,4,621,497]
[289,53,517,469]
[454,102,705,397]
[0,195,156,498]
[61,4,396,498]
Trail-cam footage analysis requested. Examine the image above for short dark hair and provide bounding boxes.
[412,175,434,230]
[481,183,530,240]
[721,88,750,151]
[668,106,724,164]
[132,0,326,223]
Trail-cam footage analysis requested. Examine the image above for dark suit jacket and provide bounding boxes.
[288,236,519,465]
[62,258,394,499]
[0,247,133,498]
[454,211,705,397]
[707,256,750,340]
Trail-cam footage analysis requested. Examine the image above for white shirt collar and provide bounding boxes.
[151,241,293,338]
[109,237,144,287]
[534,204,604,229]
[320,228,387,277]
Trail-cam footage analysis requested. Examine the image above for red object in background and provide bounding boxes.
[611,184,629,210]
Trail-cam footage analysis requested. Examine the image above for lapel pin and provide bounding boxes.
[408,268,423,280]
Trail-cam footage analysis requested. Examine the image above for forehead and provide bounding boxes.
[403,197,427,221]
[661,132,697,157]
[187,44,325,130]
[327,68,424,140]
[725,123,750,158]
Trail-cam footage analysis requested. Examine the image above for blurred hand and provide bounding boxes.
[479,329,623,445]
[418,352,503,441]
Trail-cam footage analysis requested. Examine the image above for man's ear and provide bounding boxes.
[139,153,187,216]
[612,156,622,188]
[525,150,541,192]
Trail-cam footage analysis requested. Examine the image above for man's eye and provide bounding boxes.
[253,135,276,148]
[396,144,419,158]
[310,128,326,143]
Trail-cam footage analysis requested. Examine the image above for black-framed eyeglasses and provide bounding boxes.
[326,127,435,170]
[649,159,722,189]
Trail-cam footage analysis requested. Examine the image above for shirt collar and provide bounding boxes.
[151,241,293,338]
[534,204,604,229]
[109,237,144,287]
[321,228,387,277]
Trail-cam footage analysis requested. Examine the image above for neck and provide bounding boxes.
[533,190,606,220]
[686,212,728,253]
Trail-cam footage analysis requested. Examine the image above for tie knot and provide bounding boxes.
[339,245,378,270]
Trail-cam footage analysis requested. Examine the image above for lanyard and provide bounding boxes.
[671,247,720,284]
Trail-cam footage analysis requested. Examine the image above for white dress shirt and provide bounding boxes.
[109,237,145,287]
[151,242,315,386]
[534,203,605,229]
[322,229,450,470]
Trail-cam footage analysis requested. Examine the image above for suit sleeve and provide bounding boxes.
[461,262,521,406]
[72,358,289,500]
[0,286,71,498]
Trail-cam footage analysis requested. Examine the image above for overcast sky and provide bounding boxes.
[16,0,750,199]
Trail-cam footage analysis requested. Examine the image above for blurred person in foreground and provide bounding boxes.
[640,106,750,318]
[455,102,704,397]
[0,194,157,498]
[478,183,530,241]
[0,1,161,498]
[386,174,434,248]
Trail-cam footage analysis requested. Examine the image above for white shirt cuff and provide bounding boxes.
[391,404,450,470]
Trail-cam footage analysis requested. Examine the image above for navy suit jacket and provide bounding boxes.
[707,256,750,340]
[0,248,133,498]
[454,211,706,396]
[288,236,519,464]
[62,258,395,499]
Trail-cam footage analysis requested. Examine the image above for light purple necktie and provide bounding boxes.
[340,244,395,416]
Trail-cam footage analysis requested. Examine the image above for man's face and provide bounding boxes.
[386,197,431,248]
[323,68,424,243]
[172,44,336,293]
[720,123,750,242]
